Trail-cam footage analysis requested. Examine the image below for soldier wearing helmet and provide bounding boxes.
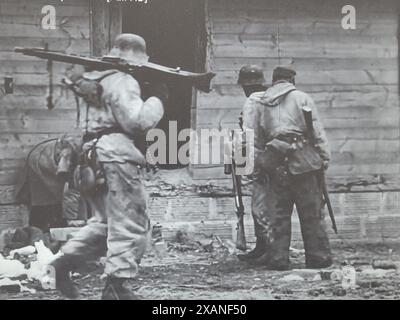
[238,65,268,97]
[241,66,332,270]
[49,34,168,300]
[236,65,268,262]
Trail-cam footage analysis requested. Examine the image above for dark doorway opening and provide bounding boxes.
[122,0,201,169]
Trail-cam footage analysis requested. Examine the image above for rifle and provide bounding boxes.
[14,47,216,93]
[302,106,338,234]
[224,114,247,251]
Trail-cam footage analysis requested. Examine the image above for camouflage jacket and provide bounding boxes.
[79,70,164,164]
[242,81,330,175]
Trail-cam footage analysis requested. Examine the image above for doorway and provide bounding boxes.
[122,0,202,169]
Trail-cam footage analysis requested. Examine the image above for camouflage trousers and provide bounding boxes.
[61,162,150,278]
[252,169,332,267]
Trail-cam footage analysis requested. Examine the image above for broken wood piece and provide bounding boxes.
[49,227,81,242]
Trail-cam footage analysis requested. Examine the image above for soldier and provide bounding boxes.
[242,66,332,270]
[237,65,268,98]
[49,34,168,299]
[236,65,268,261]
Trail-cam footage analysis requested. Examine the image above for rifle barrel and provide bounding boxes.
[14,47,215,92]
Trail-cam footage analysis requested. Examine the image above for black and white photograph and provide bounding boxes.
[0,0,399,304]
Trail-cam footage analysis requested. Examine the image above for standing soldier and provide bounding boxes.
[236,65,268,261]
[242,66,332,270]
[49,34,168,299]
[237,65,268,98]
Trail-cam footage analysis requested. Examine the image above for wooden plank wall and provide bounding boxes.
[0,0,91,229]
[193,0,400,189]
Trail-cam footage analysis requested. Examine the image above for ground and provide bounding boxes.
[2,240,400,300]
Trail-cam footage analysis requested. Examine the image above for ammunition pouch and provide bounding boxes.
[73,147,106,194]
[254,138,293,174]
[280,134,322,175]
[256,134,323,176]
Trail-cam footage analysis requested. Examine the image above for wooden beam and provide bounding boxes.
[89,0,122,56]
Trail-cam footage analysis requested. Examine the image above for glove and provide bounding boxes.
[147,82,169,105]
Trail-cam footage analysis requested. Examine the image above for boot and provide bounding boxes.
[247,252,290,271]
[237,238,266,261]
[49,254,80,299]
[305,256,333,269]
[101,277,140,300]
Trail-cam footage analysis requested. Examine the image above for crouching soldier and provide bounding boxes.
[242,66,332,270]
[49,33,168,299]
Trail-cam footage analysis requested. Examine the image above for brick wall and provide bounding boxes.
[147,190,400,244]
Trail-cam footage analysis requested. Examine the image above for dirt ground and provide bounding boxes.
[2,240,400,300]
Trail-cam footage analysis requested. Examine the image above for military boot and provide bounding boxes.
[237,238,266,261]
[247,252,290,271]
[101,277,140,300]
[49,254,80,299]
[305,256,333,269]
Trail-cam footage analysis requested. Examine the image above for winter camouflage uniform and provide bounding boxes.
[61,70,164,278]
[242,75,332,269]
[50,34,165,299]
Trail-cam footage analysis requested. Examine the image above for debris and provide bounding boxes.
[25,241,60,290]
[280,274,305,282]
[175,229,191,244]
[0,255,26,279]
[332,287,347,296]
[360,268,393,278]
[341,265,356,290]
[312,274,322,281]
[0,278,21,293]
[308,288,325,296]
[197,238,214,252]
[35,240,57,265]
[372,260,400,270]
[316,269,343,281]
[154,241,168,259]
[358,280,383,289]
[8,245,36,259]
[20,285,36,294]
[49,227,81,242]
[4,227,57,252]
[40,265,56,290]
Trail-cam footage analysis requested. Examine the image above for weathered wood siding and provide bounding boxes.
[193,0,400,189]
[0,0,91,229]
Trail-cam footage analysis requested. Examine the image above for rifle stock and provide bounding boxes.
[236,213,247,251]
[226,129,247,251]
[232,169,247,251]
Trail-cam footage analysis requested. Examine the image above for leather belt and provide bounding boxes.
[274,133,308,144]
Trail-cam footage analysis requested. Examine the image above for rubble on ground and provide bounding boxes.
[2,233,400,300]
